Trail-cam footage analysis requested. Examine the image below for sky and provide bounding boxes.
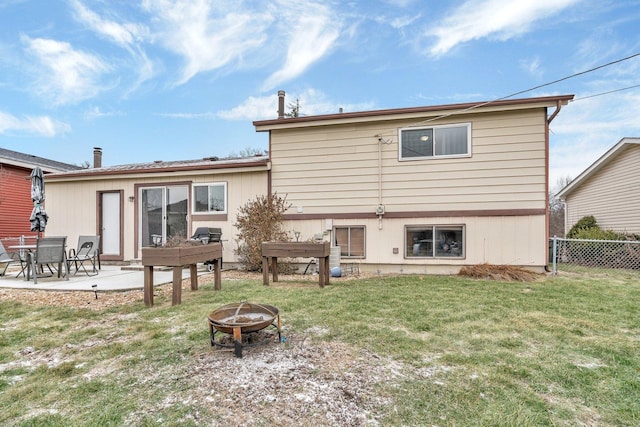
[1,0,639,192]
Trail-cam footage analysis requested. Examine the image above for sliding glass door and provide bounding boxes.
[139,185,189,248]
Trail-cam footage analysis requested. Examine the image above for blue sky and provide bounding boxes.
[1,0,639,191]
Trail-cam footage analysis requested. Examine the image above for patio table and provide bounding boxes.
[8,245,36,278]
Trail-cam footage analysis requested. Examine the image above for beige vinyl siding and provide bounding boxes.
[45,170,267,262]
[271,109,547,215]
[282,214,547,273]
[565,144,640,234]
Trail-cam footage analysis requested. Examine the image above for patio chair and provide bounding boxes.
[68,236,101,276]
[0,241,22,277]
[27,237,69,284]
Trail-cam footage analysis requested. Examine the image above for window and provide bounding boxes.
[406,225,464,258]
[399,123,470,160]
[334,226,365,258]
[192,182,227,214]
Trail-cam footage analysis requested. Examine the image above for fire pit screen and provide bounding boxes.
[208,302,281,357]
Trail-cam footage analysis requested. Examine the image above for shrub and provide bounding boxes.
[570,227,624,241]
[567,215,598,238]
[234,193,292,271]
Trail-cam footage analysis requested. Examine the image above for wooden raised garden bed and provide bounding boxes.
[142,243,222,307]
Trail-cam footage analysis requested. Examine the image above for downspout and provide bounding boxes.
[547,100,563,124]
[545,100,563,271]
[561,199,568,237]
[378,136,383,229]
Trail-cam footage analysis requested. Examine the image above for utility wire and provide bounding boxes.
[572,83,640,102]
[376,51,640,138]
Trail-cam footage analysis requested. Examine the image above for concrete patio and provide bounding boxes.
[0,264,201,292]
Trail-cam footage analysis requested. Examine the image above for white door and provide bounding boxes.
[101,192,121,256]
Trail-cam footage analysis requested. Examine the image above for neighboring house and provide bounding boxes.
[43,93,573,273]
[556,137,640,235]
[254,93,574,273]
[44,151,269,263]
[0,148,81,240]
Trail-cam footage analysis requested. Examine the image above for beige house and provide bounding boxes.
[45,151,269,263]
[44,94,573,273]
[557,137,640,235]
[254,93,574,273]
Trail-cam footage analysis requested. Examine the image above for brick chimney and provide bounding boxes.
[277,90,285,119]
[93,147,102,168]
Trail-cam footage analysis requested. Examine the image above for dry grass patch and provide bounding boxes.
[458,263,544,282]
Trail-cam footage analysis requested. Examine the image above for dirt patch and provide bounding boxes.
[123,332,400,426]
[458,264,544,282]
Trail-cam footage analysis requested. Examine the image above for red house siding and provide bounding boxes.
[0,164,37,239]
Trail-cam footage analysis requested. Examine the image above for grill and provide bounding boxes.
[190,227,223,271]
[208,302,281,358]
[191,227,222,245]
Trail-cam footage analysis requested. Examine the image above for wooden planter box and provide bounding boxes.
[261,241,330,287]
[142,244,222,267]
[141,243,222,307]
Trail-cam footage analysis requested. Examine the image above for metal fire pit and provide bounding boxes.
[208,302,281,357]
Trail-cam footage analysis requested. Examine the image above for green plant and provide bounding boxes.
[567,215,598,238]
[233,192,292,271]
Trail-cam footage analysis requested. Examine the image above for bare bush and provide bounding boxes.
[234,193,291,271]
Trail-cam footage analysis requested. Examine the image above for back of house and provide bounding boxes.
[255,93,573,274]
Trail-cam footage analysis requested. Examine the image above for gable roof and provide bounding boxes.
[254,94,574,130]
[45,155,270,180]
[0,147,82,173]
[556,137,640,199]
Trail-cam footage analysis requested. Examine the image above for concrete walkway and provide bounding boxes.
[0,265,199,292]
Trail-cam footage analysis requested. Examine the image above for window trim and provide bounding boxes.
[191,182,227,215]
[404,224,466,259]
[398,122,471,161]
[333,225,366,259]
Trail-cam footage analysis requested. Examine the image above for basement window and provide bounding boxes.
[193,182,227,214]
[405,225,464,258]
[334,226,365,258]
[399,123,471,160]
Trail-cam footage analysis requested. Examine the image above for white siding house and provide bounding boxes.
[557,137,640,235]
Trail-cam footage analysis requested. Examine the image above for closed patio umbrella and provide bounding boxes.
[29,167,48,237]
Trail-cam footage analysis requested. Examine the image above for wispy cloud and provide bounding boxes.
[69,0,147,48]
[141,0,271,86]
[83,106,123,121]
[218,88,375,121]
[424,0,582,56]
[0,111,71,136]
[520,56,543,79]
[22,35,111,105]
[69,0,154,93]
[262,1,342,91]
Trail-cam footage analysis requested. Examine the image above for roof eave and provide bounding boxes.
[556,137,640,198]
[46,159,271,180]
[253,94,575,130]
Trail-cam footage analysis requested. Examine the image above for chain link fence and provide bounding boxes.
[550,237,640,275]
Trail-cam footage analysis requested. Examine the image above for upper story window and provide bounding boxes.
[399,123,471,160]
[192,182,227,214]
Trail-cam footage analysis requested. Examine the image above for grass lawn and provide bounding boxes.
[1,268,639,426]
